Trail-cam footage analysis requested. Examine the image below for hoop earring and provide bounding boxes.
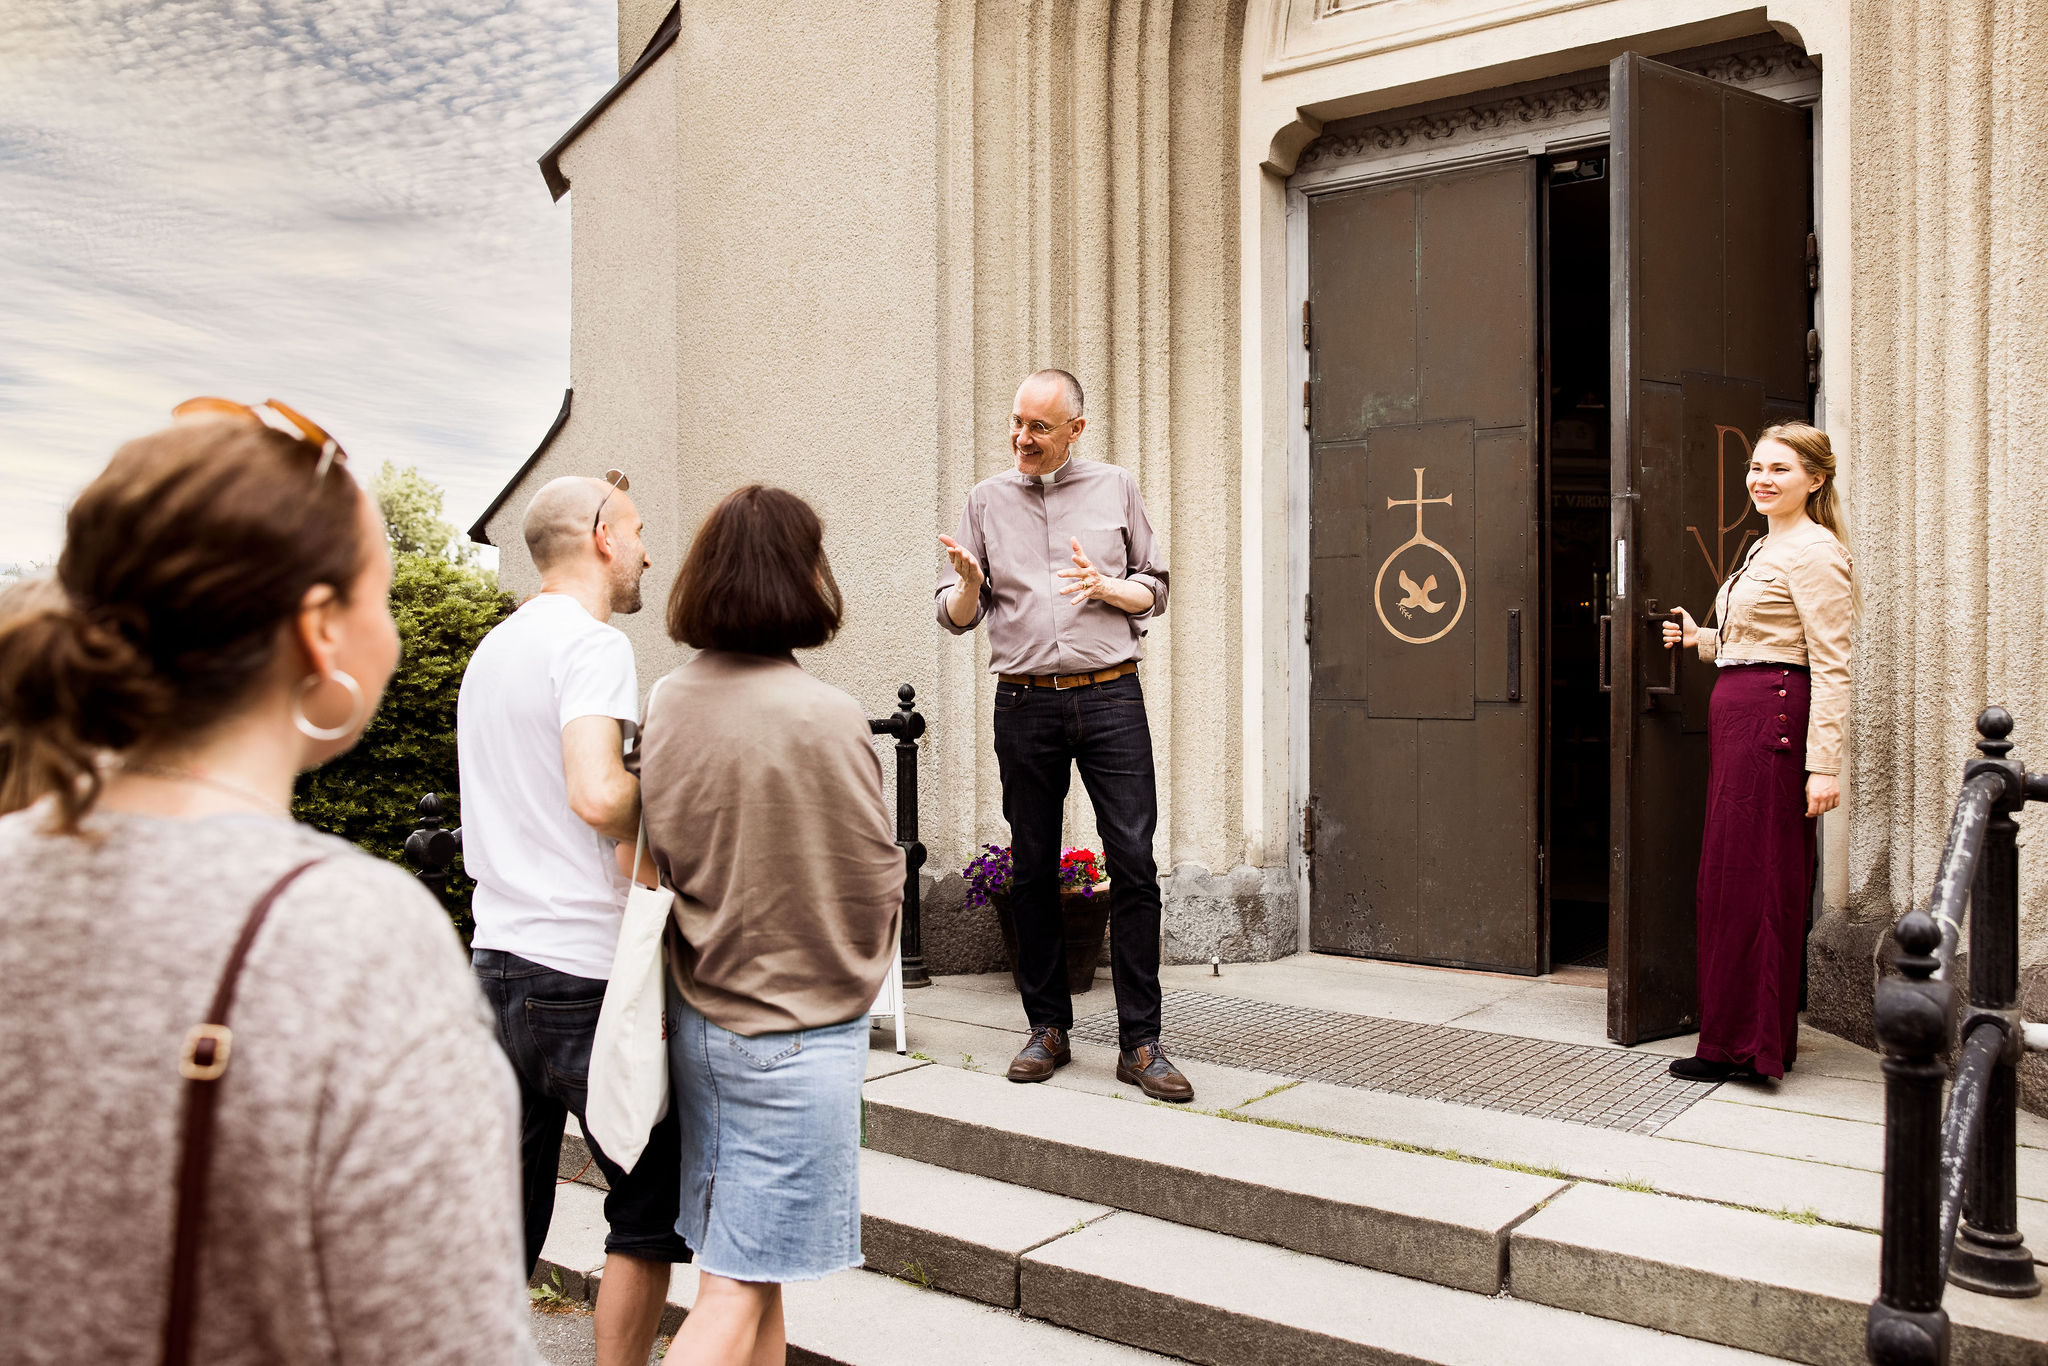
[292,669,364,743]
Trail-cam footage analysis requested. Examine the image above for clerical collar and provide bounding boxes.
[1023,454,1078,486]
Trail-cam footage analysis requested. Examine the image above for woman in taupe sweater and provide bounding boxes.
[639,486,903,1365]
[1664,422,1855,1081]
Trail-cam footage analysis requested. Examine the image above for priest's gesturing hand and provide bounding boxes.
[937,535,983,628]
[1057,537,1153,615]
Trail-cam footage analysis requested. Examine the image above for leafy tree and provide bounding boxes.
[293,467,511,933]
[371,461,465,561]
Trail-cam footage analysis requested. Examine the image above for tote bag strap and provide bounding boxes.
[629,676,667,888]
[161,857,325,1366]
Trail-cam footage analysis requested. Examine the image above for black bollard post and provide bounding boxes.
[1868,908,1954,1364]
[870,684,930,988]
[1949,708,2041,1297]
[402,792,462,905]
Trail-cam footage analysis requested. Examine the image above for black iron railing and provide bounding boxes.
[1869,707,2045,1363]
[868,683,929,988]
[403,683,929,986]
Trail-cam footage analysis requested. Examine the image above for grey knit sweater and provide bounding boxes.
[0,807,538,1364]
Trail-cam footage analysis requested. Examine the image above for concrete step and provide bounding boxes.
[858,1148,1112,1308]
[536,1181,1171,1364]
[1020,1209,1781,1365]
[1512,1182,2048,1366]
[860,1059,1566,1296]
[858,1061,2048,1365]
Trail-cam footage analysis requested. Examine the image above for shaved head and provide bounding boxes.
[522,475,615,573]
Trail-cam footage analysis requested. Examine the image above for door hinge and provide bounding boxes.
[1537,848,1546,887]
[1302,799,1316,858]
[1303,380,1312,431]
[1302,299,1312,351]
[1805,232,1820,291]
[1806,328,1821,385]
[1303,594,1314,646]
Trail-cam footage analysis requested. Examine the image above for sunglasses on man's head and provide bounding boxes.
[172,397,348,481]
[593,468,630,534]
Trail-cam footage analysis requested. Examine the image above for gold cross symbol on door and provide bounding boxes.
[1374,467,1468,645]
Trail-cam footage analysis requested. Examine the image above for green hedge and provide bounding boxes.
[293,467,511,933]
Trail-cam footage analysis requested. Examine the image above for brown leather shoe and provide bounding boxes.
[1006,1025,1071,1083]
[1117,1042,1194,1102]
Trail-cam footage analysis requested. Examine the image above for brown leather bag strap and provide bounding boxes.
[161,858,324,1366]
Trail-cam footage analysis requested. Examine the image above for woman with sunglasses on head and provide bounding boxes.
[1662,421,1856,1083]
[0,402,538,1363]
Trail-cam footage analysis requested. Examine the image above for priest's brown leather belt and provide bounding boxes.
[998,661,1138,690]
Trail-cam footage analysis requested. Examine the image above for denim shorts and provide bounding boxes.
[667,986,867,1283]
[472,949,694,1268]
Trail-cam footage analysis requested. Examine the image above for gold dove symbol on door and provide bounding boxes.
[1397,570,1444,613]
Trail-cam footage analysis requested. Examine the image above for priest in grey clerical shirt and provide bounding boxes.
[934,368,1192,1103]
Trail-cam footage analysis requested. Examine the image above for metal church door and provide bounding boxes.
[1606,53,1813,1043]
[1306,159,1541,973]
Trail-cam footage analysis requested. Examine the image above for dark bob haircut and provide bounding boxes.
[667,485,843,655]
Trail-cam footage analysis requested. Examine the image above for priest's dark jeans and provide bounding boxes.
[992,669,1162,1051]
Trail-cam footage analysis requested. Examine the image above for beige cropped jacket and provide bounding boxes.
[1695,525,1854,776]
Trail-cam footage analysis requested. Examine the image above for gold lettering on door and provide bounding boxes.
[1374,467,1468,646]
[1686,424,1761,586]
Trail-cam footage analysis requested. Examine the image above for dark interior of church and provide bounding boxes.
[1543,150,1611,971]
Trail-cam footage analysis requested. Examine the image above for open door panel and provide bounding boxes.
[1607,51,1813,1045]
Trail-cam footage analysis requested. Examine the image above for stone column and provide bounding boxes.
[1828,0,2048,1107]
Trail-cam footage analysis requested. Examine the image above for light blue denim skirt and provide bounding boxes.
[666,985,867,1283]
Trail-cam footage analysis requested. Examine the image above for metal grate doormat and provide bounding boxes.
[1071,989,1706,1134]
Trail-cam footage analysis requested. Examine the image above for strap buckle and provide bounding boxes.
[1052,671,1085,690]
[179,1023,234,1081]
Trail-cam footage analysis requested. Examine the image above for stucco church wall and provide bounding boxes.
[931,0,1267,962]
[1840,0,2048,1107]
[616,0,671,74]
[663,0,948,788]
[485,48,680,687]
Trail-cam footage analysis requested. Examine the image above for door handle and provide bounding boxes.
[1643,599,1679,698]
[1507,608,1522,702]
[1597,613,1612,693]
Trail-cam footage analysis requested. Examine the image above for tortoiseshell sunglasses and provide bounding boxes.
[171,396,349,481]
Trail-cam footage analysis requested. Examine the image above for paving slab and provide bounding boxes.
[862,1048,927,1082]
[896,979,1034,1031]
[1244,1078,1888,1227]
[1020,1210,1782,1365]
[1711,1071,1889,1125]
[1661,1097,2048,1198]
[1659,1097,1887,1171]
[893,1008,1295,1110]
[857,1149,1111,1308]
[1511,1181,2048,1366]
[646,1263,1174,1364]
[1154,955,1531,1027]
[861,1060,1565,1294]
[1441,979,1613,1048]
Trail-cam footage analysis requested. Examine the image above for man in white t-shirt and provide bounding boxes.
[458,471,686,1366]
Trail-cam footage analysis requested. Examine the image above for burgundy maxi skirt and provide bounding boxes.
[1694,664,1815,1078]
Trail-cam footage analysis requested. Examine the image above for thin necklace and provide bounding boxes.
[117,761,291,819]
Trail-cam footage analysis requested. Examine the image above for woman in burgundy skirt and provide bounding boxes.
[1663,422,1856,1081]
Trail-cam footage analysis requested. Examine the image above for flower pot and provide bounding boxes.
[989,887,1111,995]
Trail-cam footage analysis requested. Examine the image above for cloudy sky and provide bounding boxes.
[0,0,622,568]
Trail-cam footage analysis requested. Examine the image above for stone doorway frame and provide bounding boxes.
[1281,38,1822,955]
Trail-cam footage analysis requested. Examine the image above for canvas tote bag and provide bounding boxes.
[584,681,674,1172]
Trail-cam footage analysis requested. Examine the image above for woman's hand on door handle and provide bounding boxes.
[1805,773,1841,818]
[1661,607,1698,649]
